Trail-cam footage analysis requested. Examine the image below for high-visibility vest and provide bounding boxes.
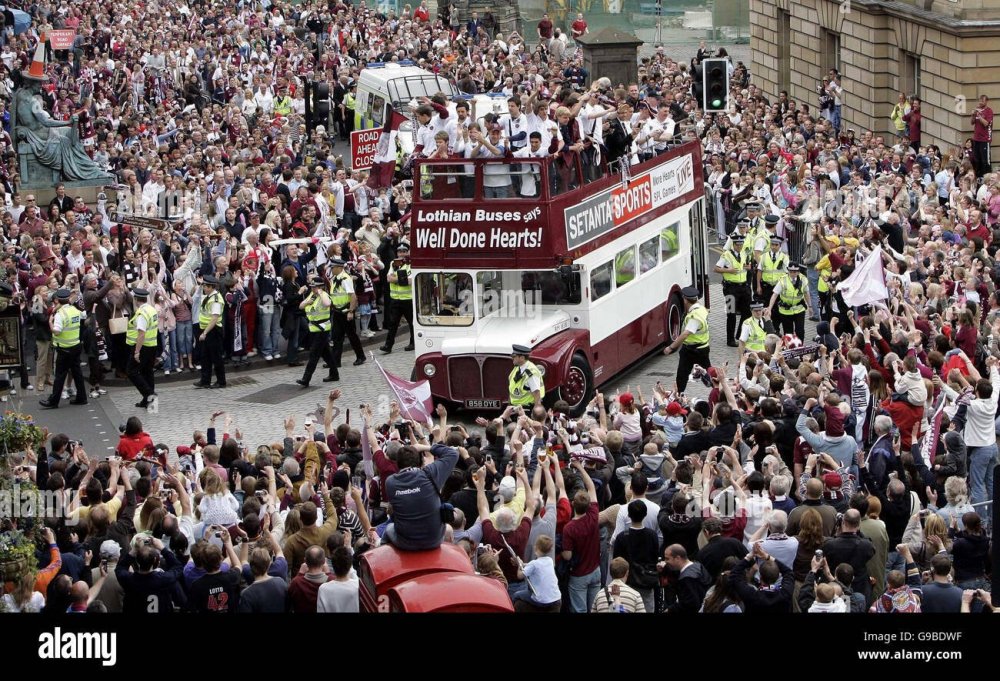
[274,96,292,116]
[760,250,787,284]
[721,249,747,283]
[682,304,710,348]
[389,262,412,301]
[739,234,755,261]
[778,274,807,316]
[51,305,81,349]
[742,316,767,352]
[198,291,224,327]
[509,360,545,406]
[305,294,332,332]
[660,228,678,254]
[329,271,352,310]
[615,249,635,286]
[126,303,158,347]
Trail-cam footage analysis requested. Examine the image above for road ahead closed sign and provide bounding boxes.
[350,129,381,172]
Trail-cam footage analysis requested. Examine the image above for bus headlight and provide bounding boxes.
[423,363,436,377]
[536,364,546,376]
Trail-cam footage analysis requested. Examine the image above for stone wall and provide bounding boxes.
[751,0,1000,160]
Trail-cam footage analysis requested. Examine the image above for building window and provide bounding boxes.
[823,31,841,74]
[901,52,921,101]
[778,10,791,93]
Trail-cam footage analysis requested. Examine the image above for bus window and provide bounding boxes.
[591,262,613,301]
[477,270,582,313]
[614,246,636,287]
[639,237,659,274]
[415,273,474,326]
[371,95,385,127]
[420,165,464,200]
[660,221,680,261]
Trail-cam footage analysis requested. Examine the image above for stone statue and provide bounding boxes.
[12,43,113,187]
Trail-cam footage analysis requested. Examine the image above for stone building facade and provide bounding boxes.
[751,0,1000,160]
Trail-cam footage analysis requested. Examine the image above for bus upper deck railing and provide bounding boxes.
[412,141,692,204]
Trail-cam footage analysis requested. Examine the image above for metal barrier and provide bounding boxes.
[784,217,807,263]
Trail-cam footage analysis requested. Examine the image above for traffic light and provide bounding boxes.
[702,58,729,113]
[313,82,331,127]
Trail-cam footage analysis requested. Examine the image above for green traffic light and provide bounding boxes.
[711,99,722,108]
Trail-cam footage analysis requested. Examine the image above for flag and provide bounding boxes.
[838,246,888,307]
[367,109,408,190]
[919,392,946,467]
[374,358,433,424]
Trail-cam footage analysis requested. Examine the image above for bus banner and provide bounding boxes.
[564,152,696,250]
[413,206,544,250]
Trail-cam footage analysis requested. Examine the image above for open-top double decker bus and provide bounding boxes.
[409,141,709,415]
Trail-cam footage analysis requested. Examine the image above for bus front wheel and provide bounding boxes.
[666,292,684,344]
[559,353,594,417]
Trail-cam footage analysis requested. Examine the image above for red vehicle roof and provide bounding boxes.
[387,573,515,613]
[359,543,475,611]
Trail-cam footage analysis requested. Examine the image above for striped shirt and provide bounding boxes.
[591,580,646,613]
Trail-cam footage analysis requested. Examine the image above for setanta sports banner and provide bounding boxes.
[564,152,696,249]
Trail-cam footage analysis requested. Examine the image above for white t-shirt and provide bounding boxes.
[316,577,359,613]
[522,556,561,604]
[498,112,529,150]
[526,113,560,153]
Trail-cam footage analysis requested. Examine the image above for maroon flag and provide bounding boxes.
[367,109,409,190]
[374,358,433,424]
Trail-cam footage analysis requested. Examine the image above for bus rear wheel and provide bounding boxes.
[666,292,684,344]
[559,353,594,417]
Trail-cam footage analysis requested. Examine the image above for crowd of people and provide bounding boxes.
[0,0,996,615]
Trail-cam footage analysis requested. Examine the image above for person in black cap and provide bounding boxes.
[327,258,366,372]
[194,274,227,389]
[509,344,545,408]
[767,261,811,341]
[297,274,338,386]
[125,287,159,409]
[39,289,87,409]
[662,286,711,394]
[380,242,414,354]
[714,232,751,347]
[756,234,787,305]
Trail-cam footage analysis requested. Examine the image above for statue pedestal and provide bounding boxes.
[31,182,109,210]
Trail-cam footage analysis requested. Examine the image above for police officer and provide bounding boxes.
[39,289,87,409]
[194,275,227,389]
[509,344,545,408]
[125,288,158,409]
[297,275,339,386]
[768,262,811,341]
[724,218,753,253]
[739,302,768,356]
[380,242,414,354]
[715,232,751,347]
[328,258,366,371]
[757,235,788,305]
[662,286,710,394]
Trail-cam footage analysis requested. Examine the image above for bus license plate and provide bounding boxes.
[465,399,502,409]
